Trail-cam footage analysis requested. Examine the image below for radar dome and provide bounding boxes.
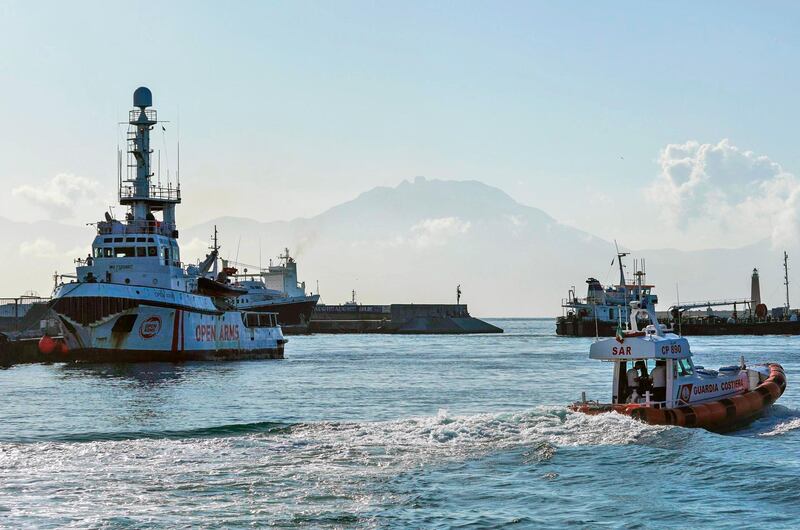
[133,86,152,108]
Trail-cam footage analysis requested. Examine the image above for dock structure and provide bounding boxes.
[307,303,503,334]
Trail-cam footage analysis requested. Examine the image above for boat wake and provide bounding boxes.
[752,406,800,437]
[0,407,774,526]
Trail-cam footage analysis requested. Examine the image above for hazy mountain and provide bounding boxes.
[3,177,791,316]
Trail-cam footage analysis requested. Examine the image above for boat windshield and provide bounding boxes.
[674,358,694,377]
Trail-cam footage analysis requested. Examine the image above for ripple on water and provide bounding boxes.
[0,320,798,528]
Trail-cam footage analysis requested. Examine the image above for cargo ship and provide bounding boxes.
[225,248,320,333]
[47,87,286,362]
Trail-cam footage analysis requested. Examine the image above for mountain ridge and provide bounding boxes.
[1,178,790,315]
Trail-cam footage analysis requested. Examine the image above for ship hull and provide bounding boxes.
[242,298,318,325]
[556,318,618,337]
[50,284,285,362]
[556,317,800,336]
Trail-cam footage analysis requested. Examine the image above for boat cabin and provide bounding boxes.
[590,329,749,408]
[74,222,186,291]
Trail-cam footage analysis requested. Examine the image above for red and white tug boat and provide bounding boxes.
[571,301,786,432]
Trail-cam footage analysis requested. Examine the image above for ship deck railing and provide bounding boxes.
[97,219,177,238]
[128,108,157,124]
[562,296,616,307]
[119,183,181,204]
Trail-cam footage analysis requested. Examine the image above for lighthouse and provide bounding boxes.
[751,268,761,306]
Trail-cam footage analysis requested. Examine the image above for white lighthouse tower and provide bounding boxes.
[751,268,761,307]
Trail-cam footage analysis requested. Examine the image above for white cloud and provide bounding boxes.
[644,139,800,249]
[409,217,471,248]
[18,238,85,260]
[12,173,107,220]
[19,238,60,258]
[180,237,213,264]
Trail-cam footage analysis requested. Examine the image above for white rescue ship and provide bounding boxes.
[46,87,286,362]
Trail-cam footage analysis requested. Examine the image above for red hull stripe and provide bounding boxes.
[171,309,181,352]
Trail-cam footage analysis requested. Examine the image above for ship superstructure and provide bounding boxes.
[227,249,320,330]
[556,247,657,336]
[49,87,285,361]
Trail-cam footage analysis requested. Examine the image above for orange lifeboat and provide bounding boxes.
[572,363,786,431]
[571,299,787,432]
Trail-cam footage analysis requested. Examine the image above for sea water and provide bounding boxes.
[0,319,798,528]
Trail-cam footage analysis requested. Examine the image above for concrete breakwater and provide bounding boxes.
[307,304,503,334]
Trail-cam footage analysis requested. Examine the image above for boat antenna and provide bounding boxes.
[676,283,682,336]
[235,236,242,266]
[614,239,629,287]
[211,225,220,277]
[784,251,790,319]
[176,105,180,188]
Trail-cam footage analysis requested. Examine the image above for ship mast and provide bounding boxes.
[119,87,180,236]
[614,240,628,287]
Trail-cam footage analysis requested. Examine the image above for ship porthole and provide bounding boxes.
[125,278,130,284]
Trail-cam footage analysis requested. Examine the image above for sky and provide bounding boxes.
[2,1,800,251]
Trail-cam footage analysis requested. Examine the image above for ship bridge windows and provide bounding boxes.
[243,312,278,328]
[92,245,161,259]
[114,247,136,258]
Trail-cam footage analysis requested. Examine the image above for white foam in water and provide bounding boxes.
[0,408,670,526]
[759,417,800,437]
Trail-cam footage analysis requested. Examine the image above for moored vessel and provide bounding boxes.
[570,301,786,432]
[557,246,657,337]
[226,248,320,333]
[47,87,286,362]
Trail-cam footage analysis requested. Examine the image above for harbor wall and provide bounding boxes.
[307,304,502,334]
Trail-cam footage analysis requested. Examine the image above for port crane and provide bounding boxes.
[669,298,754,317]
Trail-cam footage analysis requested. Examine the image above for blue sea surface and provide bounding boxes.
[0,319,798,528]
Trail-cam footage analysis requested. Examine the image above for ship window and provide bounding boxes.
[147,247,157,257]
[114,237,123,242]
[676,358,693,377]
[103,238,112,243]
[114,247,136,258]
[103,248,113,257]
[147,238,154,242]
[94,248,102,258]
[136,247,147,257]
[164,247,170,266]
[125,237,135,242]
[136,237,146,242]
